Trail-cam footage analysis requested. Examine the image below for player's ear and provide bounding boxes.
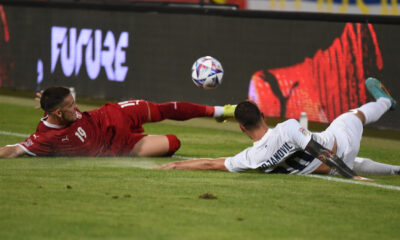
[239,124,246,133]
[260,113,268,126]
[53,108,62,118]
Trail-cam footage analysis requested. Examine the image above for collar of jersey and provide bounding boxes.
[41,116,63,129]
[253,128,272,147]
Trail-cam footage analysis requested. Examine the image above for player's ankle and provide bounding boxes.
[213,106,225,118]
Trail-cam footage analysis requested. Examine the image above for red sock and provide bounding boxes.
[165,134,181,156]
[149,101,214,122]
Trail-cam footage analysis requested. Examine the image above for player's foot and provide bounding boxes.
[365,77,397,110]
[215,104,236,122]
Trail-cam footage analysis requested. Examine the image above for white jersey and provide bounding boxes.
[224,119,324,174]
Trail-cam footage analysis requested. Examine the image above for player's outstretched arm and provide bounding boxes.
[154,158,228,171]
[305,138,372,181]
[34,90,43,109]
[0,145,26,158]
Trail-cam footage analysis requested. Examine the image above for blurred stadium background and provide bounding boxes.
[0,0,399,130]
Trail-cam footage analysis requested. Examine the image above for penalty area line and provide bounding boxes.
[304,174,400,192]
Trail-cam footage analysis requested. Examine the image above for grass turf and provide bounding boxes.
[0,95,400,240]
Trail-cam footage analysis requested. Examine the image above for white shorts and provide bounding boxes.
[325,112,364,169]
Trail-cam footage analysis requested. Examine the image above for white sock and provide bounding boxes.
[358,98,391,125]
[213,106,224,117]
[353,157,400,175]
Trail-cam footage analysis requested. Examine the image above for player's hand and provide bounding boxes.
[353,176,374,181]
[34,90,43,109]
[153,162,176,169]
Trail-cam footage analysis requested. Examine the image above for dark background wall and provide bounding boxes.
[0,3,399,129]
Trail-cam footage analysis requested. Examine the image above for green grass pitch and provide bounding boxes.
[0,94,400,240]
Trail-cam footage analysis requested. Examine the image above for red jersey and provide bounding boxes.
[18,100,149,157]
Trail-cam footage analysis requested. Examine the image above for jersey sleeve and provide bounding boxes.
[284,119,312,150]
[224,147,255,172]
[18,133,53,156]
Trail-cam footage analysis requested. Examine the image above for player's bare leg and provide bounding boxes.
[312,163,331,174]
[130,135,170,157]
[351,110,366,125]
[130,134,180,157]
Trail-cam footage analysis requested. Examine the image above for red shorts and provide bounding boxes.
[92,100,150,156]
[90,100,180,156]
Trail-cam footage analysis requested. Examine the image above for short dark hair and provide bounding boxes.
[234,101,263,130]
[40,86,70,113]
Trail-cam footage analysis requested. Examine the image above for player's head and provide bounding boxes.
[234,100,264,131]
[41,86,77,124]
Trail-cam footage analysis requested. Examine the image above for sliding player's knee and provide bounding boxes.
[349,109,366,125]
[354,110,366,125]
[166,134,181,156]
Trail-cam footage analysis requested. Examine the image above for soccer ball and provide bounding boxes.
[191,56,224,89]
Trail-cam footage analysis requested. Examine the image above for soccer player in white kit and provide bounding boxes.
[156,78,400,179]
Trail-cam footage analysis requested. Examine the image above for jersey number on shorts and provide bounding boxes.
[75,127,87,143]
[118,100,140,108]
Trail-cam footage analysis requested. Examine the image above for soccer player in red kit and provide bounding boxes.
[0,86,235,158]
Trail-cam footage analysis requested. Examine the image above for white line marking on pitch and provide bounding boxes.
[2,131,400,191]
[305,174,400,191]
[0,131,29,138]
[172,155,196,160]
